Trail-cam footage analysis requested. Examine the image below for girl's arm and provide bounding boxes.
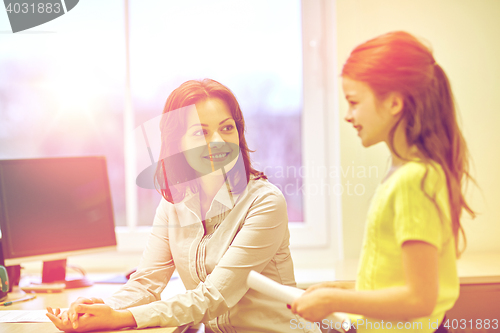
[306,280,355,292]
[292,240,438,322]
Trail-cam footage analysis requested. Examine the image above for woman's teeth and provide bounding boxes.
[206,153,229,159]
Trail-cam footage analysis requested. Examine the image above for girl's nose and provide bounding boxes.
[344,113,353,123]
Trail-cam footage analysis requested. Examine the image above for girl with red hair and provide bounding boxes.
[292,31,475,333]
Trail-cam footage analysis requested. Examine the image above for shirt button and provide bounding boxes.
[206,218,212,223]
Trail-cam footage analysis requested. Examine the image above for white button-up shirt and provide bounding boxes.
[105,178,320,333]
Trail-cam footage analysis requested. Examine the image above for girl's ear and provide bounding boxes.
[387,92,404,116]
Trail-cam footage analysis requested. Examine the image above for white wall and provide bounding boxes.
[336,0,500,259]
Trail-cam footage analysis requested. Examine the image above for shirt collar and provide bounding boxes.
[175,182,241,224]
[213,182,238,210]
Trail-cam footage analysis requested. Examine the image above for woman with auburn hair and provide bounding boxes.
[47,79,320,333]
[291,31,475,333]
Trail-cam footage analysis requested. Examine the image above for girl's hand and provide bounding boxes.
[46,304,136,332]
[291,288,337,323]
[305,280,355,293]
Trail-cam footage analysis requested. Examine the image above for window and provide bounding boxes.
[0,0,127,226]
[129,0,305,226]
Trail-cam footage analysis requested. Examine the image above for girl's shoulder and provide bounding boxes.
[387,160,447,193]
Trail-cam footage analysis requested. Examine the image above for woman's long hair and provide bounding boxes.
[154,79,265,204]
[342,31,475,256]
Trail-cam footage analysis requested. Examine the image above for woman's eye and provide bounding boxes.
[193,129,207,136]
[222,125,235,132]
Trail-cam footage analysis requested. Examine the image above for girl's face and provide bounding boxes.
[181,98,240,176]
[342,77,401,147]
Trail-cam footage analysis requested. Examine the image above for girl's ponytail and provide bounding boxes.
[432,64,476,256]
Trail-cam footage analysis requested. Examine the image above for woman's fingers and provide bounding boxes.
[55,308,64,320]
[89,297,104,304]
[62,310,71,325]
[47,307,82,332]
[47,307,62,321]
[74,304,106,315]
[46,312,65,331]
[68,297,96,325]
[46,312,57,323]
[47,298,108,331]
[71,304,110,329]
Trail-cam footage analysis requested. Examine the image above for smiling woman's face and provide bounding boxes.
[181,98,240,176]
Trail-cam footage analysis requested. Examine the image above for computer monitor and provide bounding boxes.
[0,156,117,288]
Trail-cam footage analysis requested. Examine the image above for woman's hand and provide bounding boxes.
[46,304,136,332]
[59,297,105,328]
[291,288,338,323]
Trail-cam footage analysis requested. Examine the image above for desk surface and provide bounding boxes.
[0,283,183,333]
[3,252,499,332]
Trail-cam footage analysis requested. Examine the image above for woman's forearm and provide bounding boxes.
[115,310,137,329]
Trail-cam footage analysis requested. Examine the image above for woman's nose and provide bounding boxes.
[208,131,225,149]
[209,141,224,149]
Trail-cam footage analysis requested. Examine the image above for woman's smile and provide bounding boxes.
[182,98,240,175]
[203,151,231,162]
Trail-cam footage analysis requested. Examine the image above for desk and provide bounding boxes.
[0,283,184,333]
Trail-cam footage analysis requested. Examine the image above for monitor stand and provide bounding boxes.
[42,259,93,289]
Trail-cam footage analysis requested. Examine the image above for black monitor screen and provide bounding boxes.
[0,156,117,262]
